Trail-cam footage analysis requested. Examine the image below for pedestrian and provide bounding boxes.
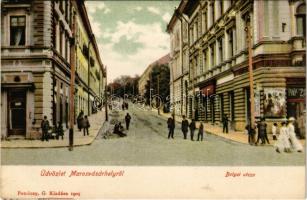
[82,115,90,136]
[287,117,303,152]
[113,122,127,137]
[56,121,64,140]
[181,115,189,140]
[167,115,175,139]
[189,119,196,141]
[272,123,278,140]
[197,122,204,141]
[256,118,268,145]
[125,113,131,130]
[274,121,291,153]
[222,114,229,133]
[245,122,256,145]
[125,102,129,110]
[263,120,270,144]
[77,110,84,131]
[41,115,50,142]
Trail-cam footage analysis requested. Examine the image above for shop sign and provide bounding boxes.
[287,88,306,99]
[200,85,215,97]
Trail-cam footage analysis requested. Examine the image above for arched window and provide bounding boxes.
[296,3,306,37]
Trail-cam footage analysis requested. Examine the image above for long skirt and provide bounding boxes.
[289,132,303,152]
[274,134,291,152]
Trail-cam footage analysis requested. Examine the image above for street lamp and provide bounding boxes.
[157,72,160,115]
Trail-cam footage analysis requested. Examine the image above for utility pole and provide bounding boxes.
[245,15,256,142]
[69,6,76,151]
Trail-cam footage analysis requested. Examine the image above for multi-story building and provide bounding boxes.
[168,0,306,133]
[1,0,105,139]
[75,4,105,117]
[167,1,189,117]
[138,54,170,96]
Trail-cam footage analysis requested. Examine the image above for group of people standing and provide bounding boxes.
[40,116,64,141]
[167,115,205,141]
[245,118,270,145]
[274,117,303,153]
[77,110,90,136]
[245,117,303,153]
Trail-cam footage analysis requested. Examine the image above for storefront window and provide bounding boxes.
[296,3,306,37]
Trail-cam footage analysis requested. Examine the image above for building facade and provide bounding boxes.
[168,0,306,133]
[138,54,170,96]
[1,0,105,139]
[167,1,190,117]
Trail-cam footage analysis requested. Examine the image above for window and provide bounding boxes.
[10,16,26,46]
[228,29,234,58]
[59,25,63,55]
[202,49,207,72]
[65,0,68,21]
[203,12,207,33]
[210,43,215,67]
[218,37,224,63]
[296,3,306,37]
[282,23,286,33]
[229,91,235,121]
[211,2,215,25]
[220,0,223,16]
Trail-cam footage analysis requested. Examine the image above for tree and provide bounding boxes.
[144,64,170,109]
[107,75,140,98]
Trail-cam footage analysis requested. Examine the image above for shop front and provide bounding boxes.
[200,83,216,123]
[1,73,35,139]
[286,78,306,138]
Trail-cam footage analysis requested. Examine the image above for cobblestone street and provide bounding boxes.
[1,104,305,166]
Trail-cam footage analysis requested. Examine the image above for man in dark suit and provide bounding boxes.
[167,115,175,139]
[189,119,196,141]
[222,114,229,133]
[181,115,189,140]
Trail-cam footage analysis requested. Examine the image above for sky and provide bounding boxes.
[85,1,179,82]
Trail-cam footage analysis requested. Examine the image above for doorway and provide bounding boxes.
[8,89,26,135]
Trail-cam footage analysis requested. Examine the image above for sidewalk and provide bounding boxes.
[1,110,106,148]
[153,109,305,146]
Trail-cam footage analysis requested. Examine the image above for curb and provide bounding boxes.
[1,111,105,149]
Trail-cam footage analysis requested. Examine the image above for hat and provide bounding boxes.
[288,117,295,121]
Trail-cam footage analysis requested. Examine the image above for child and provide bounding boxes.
[272,123,278,140]
[197,122,204,141]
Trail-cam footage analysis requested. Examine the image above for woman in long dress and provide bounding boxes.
[287,117,303,152]
[274,122,291,153]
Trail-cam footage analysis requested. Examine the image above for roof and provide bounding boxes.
[166,0,189,33]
